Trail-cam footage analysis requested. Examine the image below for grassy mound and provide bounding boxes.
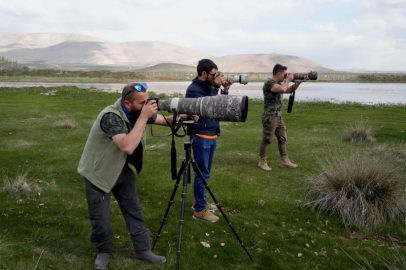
[305,151,406,231]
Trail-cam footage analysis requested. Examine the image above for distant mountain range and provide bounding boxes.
[0,32,334,73]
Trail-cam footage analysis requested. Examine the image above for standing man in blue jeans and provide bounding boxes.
[186,59,233,222]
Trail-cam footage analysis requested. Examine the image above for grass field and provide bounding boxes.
[1,86,406,270]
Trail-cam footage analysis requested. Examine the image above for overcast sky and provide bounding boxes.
[1,0,405,71]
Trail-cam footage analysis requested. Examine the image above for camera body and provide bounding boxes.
[285,71,318,81]
[147,97,159,108]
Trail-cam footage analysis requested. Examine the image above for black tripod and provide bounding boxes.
[152,120,253,270]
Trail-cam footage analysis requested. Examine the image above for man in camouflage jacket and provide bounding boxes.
[258,64,308,171]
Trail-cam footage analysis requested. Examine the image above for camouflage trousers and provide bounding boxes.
[259,115,288,158]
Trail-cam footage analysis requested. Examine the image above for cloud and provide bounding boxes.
[312,23,338,32]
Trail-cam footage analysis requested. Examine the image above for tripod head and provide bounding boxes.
[181,120,196,143]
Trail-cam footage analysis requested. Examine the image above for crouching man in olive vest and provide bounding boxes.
[78,83,194,269]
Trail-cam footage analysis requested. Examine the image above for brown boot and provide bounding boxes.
[258,157,272,171]
[280,156,298,169]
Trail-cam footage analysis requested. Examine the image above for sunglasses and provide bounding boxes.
[124,83,148,100]
[134,83,148,92]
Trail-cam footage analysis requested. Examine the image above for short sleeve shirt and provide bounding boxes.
[262,79,283,118]
[100,112,157,138]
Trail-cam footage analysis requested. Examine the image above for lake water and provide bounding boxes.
[1,81,405,105]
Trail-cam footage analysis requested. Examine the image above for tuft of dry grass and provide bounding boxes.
[368,143,406,161]
[14,140,34,149]
[3,173,41,198]
[304,151,406,231]
[145,143,167,152]
[340,244,406,270]
[312,127,328,134]
[2,173,57,199]
[345,119,376,143]
[0,235,11,255]
[53,118,77,129]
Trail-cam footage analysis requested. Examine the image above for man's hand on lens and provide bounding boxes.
[180,114,199,122]
[223,81,233,91]
[141,100,158,119]
[214,73,226,86]
[191,114,199,122]
[297,75,309,84]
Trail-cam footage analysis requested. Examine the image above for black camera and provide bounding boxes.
[147,97,159,108]
[285,71,318,81]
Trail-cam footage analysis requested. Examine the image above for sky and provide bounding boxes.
[1,0,406,71]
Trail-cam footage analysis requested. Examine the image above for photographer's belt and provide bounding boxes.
[196,134,217,140]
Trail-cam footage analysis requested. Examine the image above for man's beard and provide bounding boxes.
[129,106,141,119]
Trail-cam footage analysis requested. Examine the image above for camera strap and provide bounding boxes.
[287,91,295,114]
[150,112,186,138]
[148,110,187,180]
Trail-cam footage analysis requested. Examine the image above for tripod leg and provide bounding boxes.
[191,161,254,262]
[152,161,186,251]
[175,159,190,270]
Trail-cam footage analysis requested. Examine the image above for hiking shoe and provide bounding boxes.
[258,157,272,171]
[280,156,298,169]
[192,200,218,212]
[134,250,166,264]
[94,253,110,269]
[193,209,219,222]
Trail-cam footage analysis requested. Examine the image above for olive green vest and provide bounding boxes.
[77,98,147,193]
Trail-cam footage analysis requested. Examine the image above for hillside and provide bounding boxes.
[0,32,105,52]
[0,32,333,73]
[211,54,333,73]
[136,63,196,73]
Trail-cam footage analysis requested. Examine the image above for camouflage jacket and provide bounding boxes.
[262,79,283,118]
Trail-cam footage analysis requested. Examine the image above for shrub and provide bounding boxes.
[304,151,406,231]
[368,143,406,161]
[345,119,375,143]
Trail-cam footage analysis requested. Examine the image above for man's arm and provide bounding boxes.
[112,101,158,154]
[153,114,199,126]
[285,82,301,93]
[214,73,233,95]
[271,75,309,94]
[271,74,293,93]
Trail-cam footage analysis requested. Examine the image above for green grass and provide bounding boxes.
[0,86,406,270]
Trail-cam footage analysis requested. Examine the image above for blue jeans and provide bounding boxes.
[192,135,217,212]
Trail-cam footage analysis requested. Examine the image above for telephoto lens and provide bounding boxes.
[285,71,318,81]
[223,74,249,85]
[158,95,248,122]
